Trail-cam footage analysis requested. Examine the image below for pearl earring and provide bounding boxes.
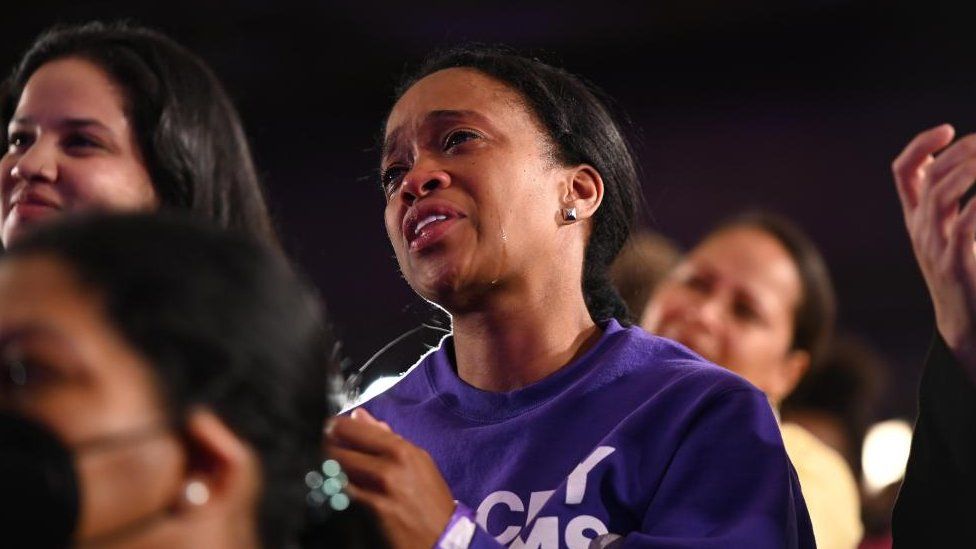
[184,480,210,506]
[562,207,577,222]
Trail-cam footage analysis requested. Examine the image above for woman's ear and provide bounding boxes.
[562,164,604,221]
[176,409,260,518]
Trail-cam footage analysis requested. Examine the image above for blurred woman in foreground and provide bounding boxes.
[0,214,329,547]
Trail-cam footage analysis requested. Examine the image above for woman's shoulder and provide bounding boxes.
[353,346,443,414]
[603,324,761,397]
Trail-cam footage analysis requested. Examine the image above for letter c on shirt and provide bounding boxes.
[476,490,524,545]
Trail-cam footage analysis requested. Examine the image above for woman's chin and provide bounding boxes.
[2,219,34,249]
[409,269,462,306]
[402,246,506,311]
[2,208,63,247]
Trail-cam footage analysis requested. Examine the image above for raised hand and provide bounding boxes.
[892,124,976,381]
[327,408,456,548]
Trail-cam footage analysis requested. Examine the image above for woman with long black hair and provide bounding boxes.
[330,47,814,548]
[0,21,276,247]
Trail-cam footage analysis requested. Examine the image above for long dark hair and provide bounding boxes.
[0,21,277,246]
[393,46,641,323]
[4,213,331,547]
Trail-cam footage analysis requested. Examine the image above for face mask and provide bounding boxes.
[0,410,177,548]
[0,410,79,548]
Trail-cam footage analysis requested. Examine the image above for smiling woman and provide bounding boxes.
[331,46,815,549]
[642,212,862,549]
[1,56,157,243]
[0,22,276,248]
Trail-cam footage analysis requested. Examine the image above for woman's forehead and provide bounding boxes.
[0,256,91,325]
[385,67,524,136]
[693,228,802,307]
[17,57,128,123]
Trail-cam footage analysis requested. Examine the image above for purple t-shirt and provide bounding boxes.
[363,320,814,548]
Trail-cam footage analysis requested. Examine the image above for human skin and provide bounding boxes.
[642,226,809,406]
[0,57,156,247]
[892,124,976,381]
[330,66,607,547]
[0,254,259,548]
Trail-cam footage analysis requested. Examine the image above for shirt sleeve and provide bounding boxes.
[893,333,976,547]
[620,388,815,549]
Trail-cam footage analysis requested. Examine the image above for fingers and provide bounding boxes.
[951,196,976,280]
[328,446,390,491]
[351,407,392,432]
[343,481,383,511]
[327,415,401,456]
[893,124,955,215]
[927,133,976,185]
[924,159,976,242]
[932,161,976,212]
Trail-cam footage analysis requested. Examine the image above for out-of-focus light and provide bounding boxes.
[322,459,341,478]
[861,419,914,495]
[305,471,324,489]
[330,492,351,511]
[358,375,400,403]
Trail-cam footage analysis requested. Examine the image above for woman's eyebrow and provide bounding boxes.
[0,324,68,349]
[426,109,481,121]
[9,117,36,129]
[0,324,89,377]
[737,284,776,317]
[383,109,495,158]
[11,116,110,131]
[382,126,404,160]
[426,109,497,131]
[0,326,60,364]
[59,118,111,131]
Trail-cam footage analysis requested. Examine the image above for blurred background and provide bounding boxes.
[3,1,970,528]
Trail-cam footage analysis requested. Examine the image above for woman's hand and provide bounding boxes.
[327,408,456,548]
[893,124,976,381]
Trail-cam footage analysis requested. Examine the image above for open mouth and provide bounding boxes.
[403,203,465,252]
[414,214,449,235]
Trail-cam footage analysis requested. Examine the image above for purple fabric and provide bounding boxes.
[363,320,814,548]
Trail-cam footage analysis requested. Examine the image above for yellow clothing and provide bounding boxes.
[781,422,863,549]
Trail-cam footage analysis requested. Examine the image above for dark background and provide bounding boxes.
[5,0,973,421]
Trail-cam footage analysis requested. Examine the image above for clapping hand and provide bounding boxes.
[893,124,976,381]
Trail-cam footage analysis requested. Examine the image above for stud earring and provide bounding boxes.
[183,480,210,506]
[562,207,577,222]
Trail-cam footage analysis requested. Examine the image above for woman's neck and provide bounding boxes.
[450,284,601,392]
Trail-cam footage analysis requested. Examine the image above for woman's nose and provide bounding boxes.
[9,141,57,183]
[682,293,726,333]
[399,164,450,206]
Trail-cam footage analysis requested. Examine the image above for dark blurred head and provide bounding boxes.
[381,45,640,323]
[0,21,276,247]
[644,211,836,405]
[0,213,330,547]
